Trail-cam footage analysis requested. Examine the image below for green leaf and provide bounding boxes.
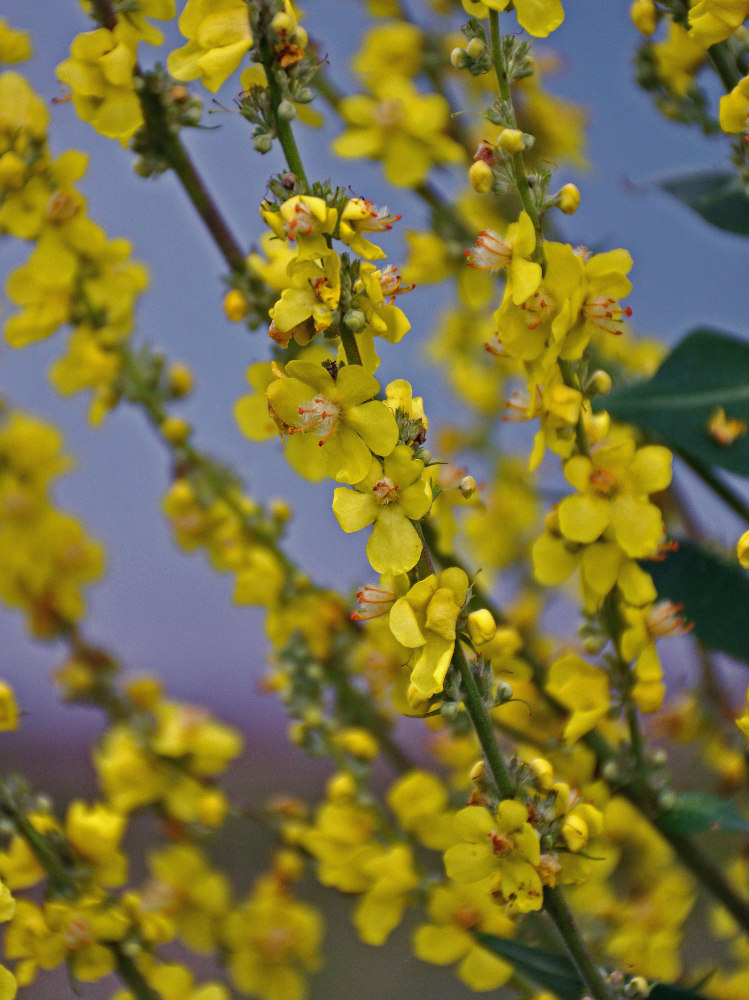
[658,792,749,836]
[659,169,749,235]
[473,933,586,1000]
[646,537,749,664]
[599,328,749,476]
[650,984,712,1000]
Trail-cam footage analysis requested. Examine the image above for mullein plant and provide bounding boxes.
[1,3,749,1000]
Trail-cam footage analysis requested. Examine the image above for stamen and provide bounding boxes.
[583,296,632,334]
[372,477,399,504]
[292,396,340,444]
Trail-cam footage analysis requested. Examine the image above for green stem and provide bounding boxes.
[452,641,514,798]
[543,887,612,1000]
[112,948,163,1000]
[339,324,363,366]
[709,40,742,91]
[256,5,309,189]
[88,0,247,275]
[558,359,591,457]
[488,12,545,266]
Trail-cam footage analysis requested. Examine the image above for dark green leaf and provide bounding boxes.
[650,984,712,1000]
[659,169,749,235]
[599,328,749,476]
[646,538,749,664]
[473,932,585,1000]
[658,792,749,835]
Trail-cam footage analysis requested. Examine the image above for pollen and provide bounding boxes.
[372,477,400,504]
[583,295,632,334]
[464,229,512,271]
[295,396,340,445]
[589,467,618,496]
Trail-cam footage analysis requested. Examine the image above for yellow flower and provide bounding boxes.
[558,437,672,558]
[413,880,514,991]
[266,360,398,483]
[720,73,749,136]
[332,75,464,187]
[260,195,338,261]
[332,446,432,574]
[223,875,322,1000]
[461,0,564,37]
[444,801,543,913]
[0,682,18,731]
[167,0,253,92]
[464,211,542,306]
[389,568,469,698]
[689,0,749,47]
[546,653,610,744]
[0,19,32,64]
[56,27,142,142]
[269,249,341,342]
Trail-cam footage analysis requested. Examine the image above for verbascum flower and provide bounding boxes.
[461,0,564,37]
[332,75,464,187]
[689,0,749,47]
[266,360,399,484]
[168,0,252,93]
[546,653,610,744]
[333,446,432,574]
[388,568,469,698]
[444,800,544,913]
[56,27,142,143]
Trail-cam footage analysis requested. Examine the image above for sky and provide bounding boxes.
[1,3,748,993]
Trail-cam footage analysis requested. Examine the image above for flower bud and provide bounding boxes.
[497,128,525,154]
[466,37,486,59]
[459,475,477,498]
[160,417,191,446]
[495,680,513,704]
[197,789,228,828]
[469,160,494,194]
[343,308,366,332]
[406,683,430,714]
[167,362,194,398]
[270,498,292,523]
[587,369,612,396]
[561,812,589,852]
[277,99,297,122]
[295,86,313,104]
[469,759,485,782]
[224,289,249,322]
[557,183,581,214]
[334,727,379,760]
[450,46,469,70]
[630,0,657,35]
[253,133,273,153]
[292,26,309,48]
[530,757,554,791]
[467,609,497,646]
[739,530,749,568]
[271,11,295,33]
[327,772,357,800]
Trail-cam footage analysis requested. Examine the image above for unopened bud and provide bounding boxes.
[270,498,292,523]
[277,99,297,122]
[459,475,477,498]
[343,308,366,332]
[160,417,191,446]
[630,0,657,35]
[295,86,313,104]
[561,813,589,852]
[587,369,612,396]
[530,757,554,791]
[292,26,308,47]
[467,609,497,646]
[658,789,677,811]
[466,37,486,59]
[469,759,485,782]
[271,11,295,33]
[469,160,494,194]
[738,529,749,568]
[167,363,193,398]
[224,289,249,322]
[497,128,525,154]
[327,771,357,800]
[450,46,470,69]
[253,133,273,153]
[557,183,581,215]
[495,680,513,704]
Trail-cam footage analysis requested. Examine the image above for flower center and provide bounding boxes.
[284,203,315,240]
[373,97,406,130]
[488,830,514,857]
[351,584,396,621]
[583,295,632,334]
[589,467,618,496]
[258,925,295,963]
[295,396,340,445]
[372,477,399,504]
[465,229,512,271]
[64,915,95,950]
[521,289,555,330]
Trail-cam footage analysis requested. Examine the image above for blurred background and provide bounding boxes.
[1,2,748,996]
